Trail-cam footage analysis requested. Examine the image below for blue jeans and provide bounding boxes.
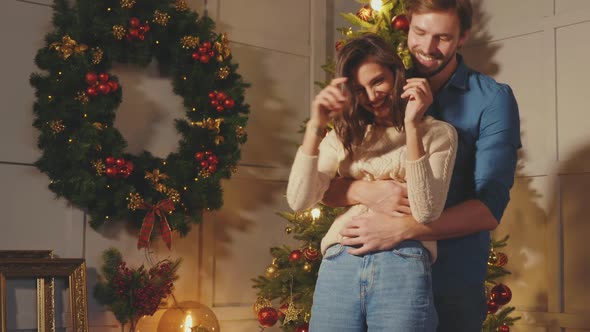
[309,241,438,332]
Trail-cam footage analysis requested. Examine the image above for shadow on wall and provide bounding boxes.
[463,0,551,316]
[462,0,501,76]
[549,144,590,313]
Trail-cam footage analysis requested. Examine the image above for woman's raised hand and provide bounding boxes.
[401,78,433,125]
[310,77,348,128]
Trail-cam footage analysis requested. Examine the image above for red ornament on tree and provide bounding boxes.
[289,249,303,262]
[303,247,319,261]
[295,323,309,332]
[490,283,512,305]
[257,307,278,327]
[391,14,410,33]
[487,299,499,314]
[496,252,508,267]
[277,303,289,319]
[498,323,510,332]
[356,5,373,22]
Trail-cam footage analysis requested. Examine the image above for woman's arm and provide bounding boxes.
[286,78,347,211]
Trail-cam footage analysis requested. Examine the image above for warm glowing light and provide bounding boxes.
[311,208,321,220]
[370,0,382,11]
[184,314,193,332]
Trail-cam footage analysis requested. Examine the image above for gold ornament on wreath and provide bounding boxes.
[31,0,250,250]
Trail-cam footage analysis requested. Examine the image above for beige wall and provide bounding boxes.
[0,0,589,331]
[461,0,590,331]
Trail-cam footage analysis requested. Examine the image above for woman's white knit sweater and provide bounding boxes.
[286,116,457,261]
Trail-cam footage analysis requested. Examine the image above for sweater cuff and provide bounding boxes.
[405,154,430,183]
[292,147,319,175]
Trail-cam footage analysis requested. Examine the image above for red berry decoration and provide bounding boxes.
[223,98,235,109]
[199,54,210,63]
[129,17,140,28]
[129,28,139,39]
[98,73,109,82]
[498,323,510,332]
[257,307,278,327]
[195,152,205,160]
[289,249,303,262]
[490,284,512,305]
[295,323,309,332]
[105,167,117,178]
[216,105,224,112]
[115,158,126,167]
[391,14,410,33]
[216,91,227,101]
[85,72,98,85]
[105,156,115,165]
[108,81,119,92]
[98,83,111,95]
[86,86,98,96]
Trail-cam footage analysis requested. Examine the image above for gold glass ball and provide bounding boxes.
[158,301,220,332]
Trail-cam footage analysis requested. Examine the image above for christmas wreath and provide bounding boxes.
[31,0,249,249]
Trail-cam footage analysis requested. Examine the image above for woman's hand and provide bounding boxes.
[402,78,433,126]
[310,77,348,128]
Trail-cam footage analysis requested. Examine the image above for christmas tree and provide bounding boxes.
[252,1,520,331]
[482,236,521,331]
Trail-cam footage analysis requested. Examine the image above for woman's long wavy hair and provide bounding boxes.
[334,33,407,158]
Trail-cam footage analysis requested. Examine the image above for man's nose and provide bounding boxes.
[424,36,438,54]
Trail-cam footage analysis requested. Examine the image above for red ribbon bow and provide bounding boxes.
[137,199,175,250]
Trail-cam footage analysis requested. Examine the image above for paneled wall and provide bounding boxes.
[1,0,589,331]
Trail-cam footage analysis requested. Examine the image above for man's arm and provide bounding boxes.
[322,177,412,215]
[340,199,498,255]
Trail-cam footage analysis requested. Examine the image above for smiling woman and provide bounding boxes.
[30,0,249,249]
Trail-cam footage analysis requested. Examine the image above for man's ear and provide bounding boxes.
[458,29,471,49]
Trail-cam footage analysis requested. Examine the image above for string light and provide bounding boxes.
[370,0,382,11]
[311,208,321,220]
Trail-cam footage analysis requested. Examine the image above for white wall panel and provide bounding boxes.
[556,0,590,15]
[468,0,550,44]
[0,164,84,256]
[230,43,310,172]
[556,21,590,173]
[0,1,52,163]
[463,32,555,177]
[218,0,310,56]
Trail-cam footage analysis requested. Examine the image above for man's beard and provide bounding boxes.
[412,50,456,78]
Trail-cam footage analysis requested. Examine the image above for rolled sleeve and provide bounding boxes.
[475,85,521,222]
